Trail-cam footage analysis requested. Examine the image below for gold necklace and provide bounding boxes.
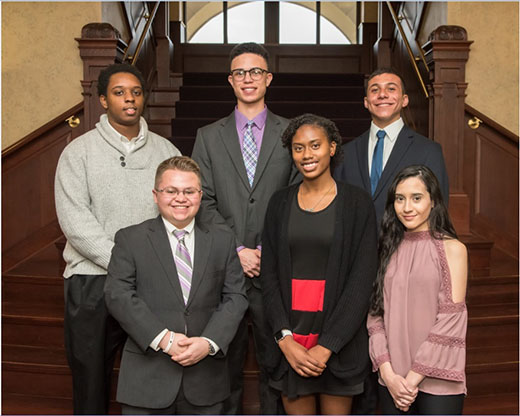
[300,182,336,212]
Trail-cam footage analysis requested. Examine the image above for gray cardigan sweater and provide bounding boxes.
[55,115,180,278]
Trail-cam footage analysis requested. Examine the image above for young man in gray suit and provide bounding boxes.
[335,68,449,414]
[104,156,248,414]
[191,42,297,414]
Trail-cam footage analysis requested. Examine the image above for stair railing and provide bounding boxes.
[386,1,429,98]
[122,1,161,65]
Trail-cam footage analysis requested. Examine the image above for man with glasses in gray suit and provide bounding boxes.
[192,42,297,414]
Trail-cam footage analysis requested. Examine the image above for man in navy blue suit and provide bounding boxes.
[335,68,449,227]
[335,68,449,414]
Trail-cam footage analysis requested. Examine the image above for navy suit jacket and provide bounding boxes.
[335,125,449,226]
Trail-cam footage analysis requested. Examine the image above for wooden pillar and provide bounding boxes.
[423,26,472,192]
[153,2,174,87]
[423,25,473,233]
[373,1,393,68]
[75,23,127,132]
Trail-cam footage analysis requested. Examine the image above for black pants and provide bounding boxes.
[121,380,225,415]
[223,284,284,415]
[351,371,379,414]
[64,274,126,415]
[379,384,464,415]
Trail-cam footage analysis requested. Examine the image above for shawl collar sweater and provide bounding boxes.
[55,115,180,278]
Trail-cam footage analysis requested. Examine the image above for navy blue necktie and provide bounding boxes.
[370,130,386,195]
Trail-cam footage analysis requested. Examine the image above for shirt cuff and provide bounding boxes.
[201,337,220,355]
[236,245,245,253]
[150,328,169,351]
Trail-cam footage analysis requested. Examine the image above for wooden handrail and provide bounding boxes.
[123,1,161,65]
[2,102,84,158]
[386,1,429,98]
[465,104,519,144]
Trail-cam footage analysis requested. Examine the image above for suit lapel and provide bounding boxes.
[219,113,250,190]
[356,131,371,193]
[374,126,414,198]
[147,216,185,305]
[186,223,211,307]
[251,110,280,192]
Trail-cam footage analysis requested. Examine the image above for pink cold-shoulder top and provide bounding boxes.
[367,231,467,395]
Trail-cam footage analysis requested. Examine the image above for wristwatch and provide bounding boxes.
[208,341,216,356]
[274,329,293,344]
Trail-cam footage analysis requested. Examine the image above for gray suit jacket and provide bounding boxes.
[104,216,248,409]
[335,125,449,226]
[191,110,297,288]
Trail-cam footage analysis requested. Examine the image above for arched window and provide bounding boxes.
[188,2,354,45]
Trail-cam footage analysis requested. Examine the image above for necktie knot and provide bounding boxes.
[247,120,254,129]
[376,130,386,141]
[173,229,187,241]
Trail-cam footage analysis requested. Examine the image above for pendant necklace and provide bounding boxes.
[300,181,336,212]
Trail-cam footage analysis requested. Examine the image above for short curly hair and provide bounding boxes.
[97,63,146,97]
[229,42,269,69]
[281,113,344,172]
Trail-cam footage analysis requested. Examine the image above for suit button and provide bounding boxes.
[249,198,255,203]
[121,162,126,167]
[120,156,125,161]
[184,310,190,316]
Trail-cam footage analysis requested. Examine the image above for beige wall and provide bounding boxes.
[2,2,102,150]
[445,2,518,136]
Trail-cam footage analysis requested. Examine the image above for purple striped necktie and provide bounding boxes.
[173,229,192,304]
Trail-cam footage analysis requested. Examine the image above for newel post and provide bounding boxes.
[423,25,473,193]
[75,23,127,132]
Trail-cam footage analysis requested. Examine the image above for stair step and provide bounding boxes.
[467,302,518,348]
[467,275,518,305]
[467,344,518,366]
[3,344,68,367]
[463,392,519,415]
[465,361,518,396]
[147,102,176,119]
[179,85,365,102]
[175,101,367,119]
[150,87,179,102]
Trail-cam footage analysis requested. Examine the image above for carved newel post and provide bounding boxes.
[423,26,473,234]
[75,23,127,132]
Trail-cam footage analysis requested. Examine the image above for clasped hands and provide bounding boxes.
[380,363,420,412]
[278,336,331,378]
[162,333,209,367]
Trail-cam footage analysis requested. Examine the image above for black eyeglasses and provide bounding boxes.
[230,67,269,81]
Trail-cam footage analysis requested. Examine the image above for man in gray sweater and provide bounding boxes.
[55,63,180,414]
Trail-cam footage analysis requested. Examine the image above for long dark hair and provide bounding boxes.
[369,165,457,316]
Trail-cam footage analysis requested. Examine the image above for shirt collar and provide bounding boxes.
[105,116,146,144]
[235,106,268,130]
[370,117,404,144]
[161,217,195,236]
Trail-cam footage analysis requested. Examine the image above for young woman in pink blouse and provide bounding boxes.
[367,165,468,414]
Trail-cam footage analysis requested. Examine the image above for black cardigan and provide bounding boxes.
[261,181,378,383]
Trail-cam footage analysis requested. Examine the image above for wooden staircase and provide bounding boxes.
[2,71,518,415]
[170,72,371,155]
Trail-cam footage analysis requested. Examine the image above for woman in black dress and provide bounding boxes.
[261,114,378,414]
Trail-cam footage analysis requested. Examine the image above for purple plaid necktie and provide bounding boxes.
[173,229,192,304]
[242,121,258,187]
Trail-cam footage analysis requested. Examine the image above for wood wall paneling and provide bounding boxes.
[464,114,519,257]
[2,111,83,256]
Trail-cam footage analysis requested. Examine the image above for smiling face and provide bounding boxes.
[228,53,272,111]
[291,124,336,181]
[394,176,433,232]
[99,72,144,135]
[153,169,202,229]
[364,73,409,128]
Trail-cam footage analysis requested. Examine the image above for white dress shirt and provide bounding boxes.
[106,117,146,154]
[149,218,219,355]
[367,118,405,176]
